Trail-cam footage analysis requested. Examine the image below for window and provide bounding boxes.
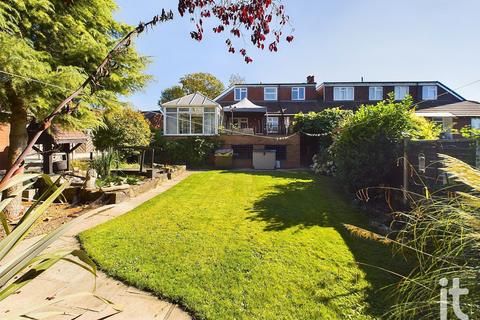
[265,145,287,161]
[234,87,247,101]
[164,107,218,135]
[395,86,409,100]
[369,86,383,101]
[422,85,438,100]
[232,145,253,160]
[267,117,279,133]
[264,87,278,101]
[471,118,480,129]
[333,87,354,101]
[165,108,177,135]
[233,118,249,129]
[292,87,305,100]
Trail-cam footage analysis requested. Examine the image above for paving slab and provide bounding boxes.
[0,171,193,320]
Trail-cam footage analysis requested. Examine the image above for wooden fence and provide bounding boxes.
[402,139,479,197]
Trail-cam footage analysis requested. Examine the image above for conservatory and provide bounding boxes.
[162,92,222,136]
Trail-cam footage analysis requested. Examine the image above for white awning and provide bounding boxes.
[224,98,267,113]
[416,112,455,118]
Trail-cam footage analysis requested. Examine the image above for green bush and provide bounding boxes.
[332,96,440,191]
[153,134,220,167]
[93,108,152,151]
[294,108,353,175]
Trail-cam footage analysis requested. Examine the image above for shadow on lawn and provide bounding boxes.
[221,170,405,317]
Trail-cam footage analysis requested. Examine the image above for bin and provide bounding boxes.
[253,149,276,170]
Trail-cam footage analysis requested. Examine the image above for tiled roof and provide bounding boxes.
[414,101,480,117]
[51,126,88,143]
[162,92,220,107]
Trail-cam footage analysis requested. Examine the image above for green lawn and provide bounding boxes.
[79,171,404,319]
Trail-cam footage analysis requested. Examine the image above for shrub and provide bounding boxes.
[93,108,152,151]
[346,156,480,319]
[332,96,440,191]
[294,108,352,175]
[153,134,220,167]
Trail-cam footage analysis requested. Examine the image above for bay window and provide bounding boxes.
[164,107,219,135]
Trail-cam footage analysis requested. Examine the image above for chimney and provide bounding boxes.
[307,75,315,84]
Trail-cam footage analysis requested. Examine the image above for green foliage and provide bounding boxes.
[459,125,480,139]
[332,96,440,191]
[96,175,140,188]
[0,174,98,315]
[159,72,225,103]
[386,155,480,319]
[0,0,150,129]
[93,108,152,151]
[293,108,353,148]
[89,149,119,178]
[154,135,220,167]
[80,171,401,319]
[294,108,353,175]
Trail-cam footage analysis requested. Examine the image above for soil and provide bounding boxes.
[0,202,100,240]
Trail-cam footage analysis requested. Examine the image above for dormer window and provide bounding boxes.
[333,87,354,101]
[292,87,305,101]
[234,87,247,101]
[264,87,278,101]
[369,86,383,101]
[395,86,410,100]
[422,85,438,100]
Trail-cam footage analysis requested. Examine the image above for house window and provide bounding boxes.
[369,86,383,101]
[165,108,178,135]
[265,145,287,161]
[292,87,305,101]
[264,87,278,101]
[395,86,409,100]
[234,87,247,101]
[471,118,480,129]
[232,145,253,160]
[267,117,279,133]
[333,87,354,101]
[233,118,249,129]
[164,107,218,135]
[422,85,438,100]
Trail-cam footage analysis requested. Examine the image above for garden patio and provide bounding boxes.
[79,170,405,319]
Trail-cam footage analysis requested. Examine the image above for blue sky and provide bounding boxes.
[114,0,480,110]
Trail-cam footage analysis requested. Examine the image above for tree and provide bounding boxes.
[159,72,225,103]
[0,0,150,220]
[93,108,152,151]
[159,85,185,103]
[229,73,246,87]
[0,0,292,220]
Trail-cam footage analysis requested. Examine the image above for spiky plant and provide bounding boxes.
[346,154,480,319]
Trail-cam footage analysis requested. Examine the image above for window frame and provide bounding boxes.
[422,85,438,100]
[234,87,248,101]
[163,107,219,136]
[267,116,279,134]
[333,87,354,101]
[291,87,306,101]
[264,87,278,101]
[471,118,480,129]
[369,86,383,101]
[394,86,410,100]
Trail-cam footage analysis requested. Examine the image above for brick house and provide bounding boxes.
[159,78,473,169]
[317,81,465,110]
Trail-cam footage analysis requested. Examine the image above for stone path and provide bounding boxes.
[0,171,193,320]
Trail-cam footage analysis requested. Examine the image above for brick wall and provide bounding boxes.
[215,133,301,169]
